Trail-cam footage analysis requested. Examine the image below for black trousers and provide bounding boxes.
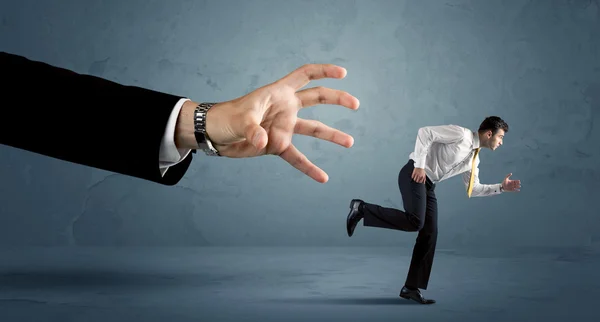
[362,159,438,290]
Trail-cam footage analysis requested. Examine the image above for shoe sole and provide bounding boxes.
[399,293,435,304]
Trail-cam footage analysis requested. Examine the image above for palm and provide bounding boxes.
[216,105,298,157]
[212,64,360,183]
[502,173,521,192]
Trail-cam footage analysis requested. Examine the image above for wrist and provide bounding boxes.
[174,100,201,150]
[174,100,229,151]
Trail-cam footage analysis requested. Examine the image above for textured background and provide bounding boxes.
[1,0,599,248]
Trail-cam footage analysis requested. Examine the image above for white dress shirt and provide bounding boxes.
[409,125,502,197]
[158,98,192,176]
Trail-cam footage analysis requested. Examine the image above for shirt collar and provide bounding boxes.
[471,131,480,149]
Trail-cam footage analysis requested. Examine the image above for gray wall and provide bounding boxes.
[1,0,598,248]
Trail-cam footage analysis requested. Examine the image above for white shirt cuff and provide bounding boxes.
[413,157,426,169]
[159,98,192,176]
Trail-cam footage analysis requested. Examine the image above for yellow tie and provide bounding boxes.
[467,148,480,198]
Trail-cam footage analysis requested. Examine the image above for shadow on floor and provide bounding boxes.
[268,297,420,305]
[0,269,219,290]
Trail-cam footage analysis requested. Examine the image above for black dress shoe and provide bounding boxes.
[346,199,364,237]
[399,286,436,304]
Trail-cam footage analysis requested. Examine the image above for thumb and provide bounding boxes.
[245,123,268,150]
[505,173,512,180]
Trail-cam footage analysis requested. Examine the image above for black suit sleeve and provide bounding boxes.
[0,51,193,186]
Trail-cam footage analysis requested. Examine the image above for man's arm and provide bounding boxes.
[411,125,466,169]
[461,157,503,197]
[1,51,192,185]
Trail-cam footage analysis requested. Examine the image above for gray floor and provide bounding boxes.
[0,246,598,322]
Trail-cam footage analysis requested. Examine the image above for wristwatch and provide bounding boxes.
[499,185,504,192]
[193,102,220,156]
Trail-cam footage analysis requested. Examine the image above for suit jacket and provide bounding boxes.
[1,51,193,186]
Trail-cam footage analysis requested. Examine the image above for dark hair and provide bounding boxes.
[478,116,508,135]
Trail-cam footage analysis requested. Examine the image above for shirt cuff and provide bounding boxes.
[496,183,504,193]
[159,98,192,176]
[413,156,426,169]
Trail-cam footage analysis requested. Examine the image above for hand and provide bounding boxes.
[501,173,521,192]
[411,167,427,184]
[178,64,360,183]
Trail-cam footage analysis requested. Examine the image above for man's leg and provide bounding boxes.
[345,159,438,304]
[361,160,426,232]
[404,187,438,290]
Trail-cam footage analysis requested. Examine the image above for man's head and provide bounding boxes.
[478,116,508,151]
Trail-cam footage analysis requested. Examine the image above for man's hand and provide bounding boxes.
[502,173,521,192]
[177,64,359,183]
[411,167,427,184]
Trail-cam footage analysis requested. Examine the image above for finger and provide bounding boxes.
[278,143,328,183]
[505,173,512,180]
[295,86,360,110]
[244,123,269,150]
[278,64,347,90]
[294,118,354,148]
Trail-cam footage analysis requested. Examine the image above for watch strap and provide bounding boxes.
[193,102,220,156]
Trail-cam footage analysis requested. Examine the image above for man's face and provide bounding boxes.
[487,129,504,150]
